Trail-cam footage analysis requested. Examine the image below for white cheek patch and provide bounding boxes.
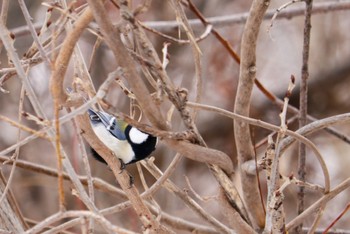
[129,127,148,144]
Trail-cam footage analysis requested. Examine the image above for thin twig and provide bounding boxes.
[141,160,237,234]
[264,77,295,233]
[286,177,350,230]
[0,115,50,141]
[188,102,331,193]
[0,86,25,213]
[186,0,240,63]
[17,0,50,63]
[36,198,219,234]
[141,154,183,199]
[0,155,126,199]
[143,0,350,31]
[148,204,218,234]
[184,176,215,202]
[268,0,302,33]
[140,21,212,44]
[0,172,26,232]
[25,211,135,234]
[0,0,9,55]
[254,78,350,146]
[279,112,350,153]
[322,203,350,234]
[72,117,95,232]
[296,0,313,232]
[0,16,101,213]
[8,1,350,37]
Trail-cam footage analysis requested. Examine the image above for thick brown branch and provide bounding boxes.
[50,7,94,106]
[233,0,270,229]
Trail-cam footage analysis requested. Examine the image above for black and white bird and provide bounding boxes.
[87,108,157,166]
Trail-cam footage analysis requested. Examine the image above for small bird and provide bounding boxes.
[87,108,157,167]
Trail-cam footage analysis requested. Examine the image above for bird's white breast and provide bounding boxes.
[92,124,135,164]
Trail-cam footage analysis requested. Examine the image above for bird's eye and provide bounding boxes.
[109,126,115,130]
[90,115,100,121]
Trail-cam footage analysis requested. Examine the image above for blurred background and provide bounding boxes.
[0,0,350,232]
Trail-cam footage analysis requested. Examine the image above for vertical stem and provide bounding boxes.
[0,0,9,54]
[54,100,66,211]
[297,0,313,232]
[234,0,270,229]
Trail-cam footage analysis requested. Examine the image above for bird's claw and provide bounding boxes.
[128,173,134,188]
[117,159,133,188]
[118,159,126,173]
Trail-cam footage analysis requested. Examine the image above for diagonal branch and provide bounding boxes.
[286,177,350,231]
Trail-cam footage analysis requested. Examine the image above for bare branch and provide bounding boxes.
[50,7,94,106]
[0,12,100,215]
[17,0,50,63]
[296,0,313,232]
[144,1,350,32]
[287,177,350,231]
[233,1,270,228]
